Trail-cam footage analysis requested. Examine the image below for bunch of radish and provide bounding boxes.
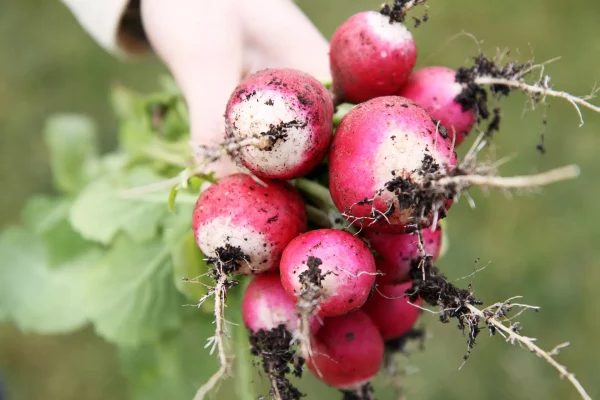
[188,2,564,399]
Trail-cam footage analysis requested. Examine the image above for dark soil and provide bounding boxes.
[261,120,308,151]
[385,328,427,354]
[383,153,454,228]
[408,258,484,357]
[340,383,374,400]
[206,244,249,276]
[380,0,427,25]
[249,325,305,400]
[299,256,326,288]
[455,54,532,134]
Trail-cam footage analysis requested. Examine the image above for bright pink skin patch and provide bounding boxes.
[242,273,320,334]
[362,282,423,340]
[363,225,442,284]
[279,229,376,317]
[305,310,384,390]
[328,96,457,233]
[192,173,307,275]
[330,11,417,104]
[398,66,476,147]
[225,68,334,180]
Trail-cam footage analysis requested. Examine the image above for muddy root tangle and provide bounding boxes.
[455,54,531,133]
[407,258,484,359]
[293,256,327,370]
[206,244,249,285]
[380,0,428,25]
[250,325,305,400]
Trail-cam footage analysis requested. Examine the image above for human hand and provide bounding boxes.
[140,0,331,178]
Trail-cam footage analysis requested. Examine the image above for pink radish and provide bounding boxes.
[279,229,376,317]
[328,96,457,233]
[329,11,417,104]
[242,273,320,334]
[192,173,306,275]
[224,68,334,180]
[363,225,442,284]
[362,282,422,340]
[305,310,384,390]
[398,66,476,146]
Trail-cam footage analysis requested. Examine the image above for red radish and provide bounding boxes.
[329,11,417,104]
[399,66,476,146]
[362,282,422,340]
[242,273,320,334]
[328,96,457,233]
[192,173,306,275]
[224,68,334,180]
[305,310,384,390]
[363,225,442,284]
[279,229,376,317]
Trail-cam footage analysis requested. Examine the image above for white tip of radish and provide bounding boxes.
[196,215,273,274]
[365,11,413,44]
[228,90,310,177]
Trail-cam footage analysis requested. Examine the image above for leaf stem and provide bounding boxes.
[232,278,255,400]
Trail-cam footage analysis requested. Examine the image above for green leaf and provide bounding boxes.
[163,204,209,303]
[438,218,450,260]
[22,196,99,267]
[159,75,183,96]
[118,317,221,400]
[0,227,100,334]
[167,185,179,213]
[69,168,169,244]
[171,232,209,303]
[85,235,184,346]
[111,84,154,154]
[44,113,99,193]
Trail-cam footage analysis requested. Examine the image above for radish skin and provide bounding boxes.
[329,96,457,233]
[363,225,442,284]
[225,68,334,179]
[242,273,320,334]
[362,282,423,340]
[192,173,307,274]
[399,66,476,146]
[305,310,384,390]
[330,11,417,104]
[280,229,376,317]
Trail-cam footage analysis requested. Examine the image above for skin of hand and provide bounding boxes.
[140,0,331,178]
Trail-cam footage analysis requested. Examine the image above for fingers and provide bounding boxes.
[237,0,331,81]
[141,0,243,176]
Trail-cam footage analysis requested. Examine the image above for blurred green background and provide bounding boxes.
[1,0,599,399]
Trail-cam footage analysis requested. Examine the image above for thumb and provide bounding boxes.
[141,0,243,177]
[238,0,331,81]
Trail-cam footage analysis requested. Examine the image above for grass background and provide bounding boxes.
[1,0,599,399]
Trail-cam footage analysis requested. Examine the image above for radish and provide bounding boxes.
[329,11,417,104]
[224,68,334,180]
[328,96,457,233]
[242,273,320,334]
[192,173,307,275]
[398,66,476,147]
[363,225,442,284]
[279,229,376,317]
[304,310,384,390]
[362,282,422,340]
